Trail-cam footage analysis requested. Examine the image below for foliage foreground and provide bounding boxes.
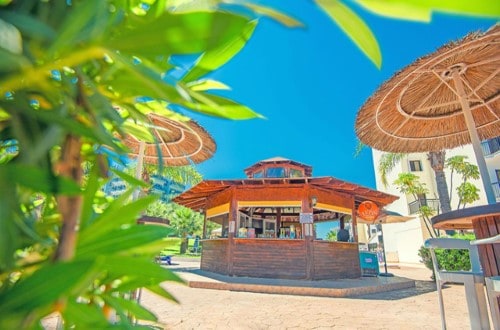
[1,0,497,328]
[0,0,265,328]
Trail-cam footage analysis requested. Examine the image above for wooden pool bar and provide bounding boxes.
[174,157,398,280]
[201,238,360,280]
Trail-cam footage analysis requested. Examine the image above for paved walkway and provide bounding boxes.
[168,259,416,298]
[41,257,480,329]
[138,257,476,329]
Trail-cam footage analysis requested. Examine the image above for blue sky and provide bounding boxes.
[188,2,497,189]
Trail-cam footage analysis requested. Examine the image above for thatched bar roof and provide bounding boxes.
[173,176,398,211]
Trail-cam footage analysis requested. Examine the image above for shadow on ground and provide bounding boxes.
[354,280,437,300]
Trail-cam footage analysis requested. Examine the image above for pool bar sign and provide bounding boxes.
[357,201,380,221]
[299,212,314,224]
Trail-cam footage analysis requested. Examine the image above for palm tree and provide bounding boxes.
[171,207,202,254]
[445,155,466,205]
[428,151,452,213]
[446,156,480,208]
[393,173,438,237]
[379,151,452,215]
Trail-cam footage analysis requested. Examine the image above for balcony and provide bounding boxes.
[481,137,500,156]
[408,198,440,215]
[493,182,500,200]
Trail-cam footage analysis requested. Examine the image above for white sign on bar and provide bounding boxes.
[299,212,313,224]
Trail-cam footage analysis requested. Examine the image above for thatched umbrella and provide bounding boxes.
[124,114,215,302]
[122,112,216,201]
[124,113,216,167]
[355,24,499,204]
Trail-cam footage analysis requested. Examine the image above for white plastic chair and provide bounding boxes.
[471,234,500,330]
[424,238,490,330]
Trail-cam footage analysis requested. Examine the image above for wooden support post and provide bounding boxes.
[303,192,315,280]
[227,191,237,276]
[276,207,282,238]
[351,197,358,243]
[201,209,207,239]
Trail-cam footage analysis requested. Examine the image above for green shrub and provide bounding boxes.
[418,233,476,279]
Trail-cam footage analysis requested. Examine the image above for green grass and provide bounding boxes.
[159,237,201,257]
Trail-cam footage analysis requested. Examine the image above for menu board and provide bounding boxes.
[299,212,313,224]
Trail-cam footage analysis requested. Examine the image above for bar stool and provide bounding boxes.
[425,238,490,330]
[471,234,500,330]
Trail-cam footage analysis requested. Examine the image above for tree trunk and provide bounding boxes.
[180,235,188,254]
[428,151,454,235]
[428,151,452,214]
[53,135,83,261]
[434,169,452,213]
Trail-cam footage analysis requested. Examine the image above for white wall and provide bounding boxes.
[371,143,500,264]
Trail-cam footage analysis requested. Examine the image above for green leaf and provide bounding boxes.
[315,0,382,69]
[133,100,189,121]
[0,10,56,41]
[146,284,180,303]
[84,82,125,125]
[0,260,97,313]
[355,0,500,22]
[4,164,81,195]
[103,295,157,321]
[107,11,252,59]
[62,299,109,329]
[0,170,18,270]
[107,52,185,104]
[0,107,10,121]
[80,163,102,231]
[103,256,184,284]
[121,121,156,143]
[48,0,109,58]
[111,168,150,188]
[241,3,304,27]
[184,92,263,120]
[182,19,257,82]
[186,79,231,91]
[77,225,169,257]
[355,0,432,21]
[78,194,156,245]
[0,48,31,74]
[31,106,121,152]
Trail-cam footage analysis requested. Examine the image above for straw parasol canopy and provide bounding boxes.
[355,23,499,203]
[124,113,216,166]
[357,211,415,225]
[357,209,415,276]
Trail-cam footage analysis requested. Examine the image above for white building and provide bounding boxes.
[369,137,500,264]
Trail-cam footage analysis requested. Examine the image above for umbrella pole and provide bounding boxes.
[378,224,394,277]
[133,141,146,200]
[131,140,146,316]
[452,72,496,205]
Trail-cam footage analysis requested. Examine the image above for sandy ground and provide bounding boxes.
[138,259,476,330]
[42,258,485,329]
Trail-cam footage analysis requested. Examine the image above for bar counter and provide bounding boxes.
[200,238,361,280]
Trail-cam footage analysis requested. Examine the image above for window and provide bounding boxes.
[487,137,500,154]
[409,160,423,171]
[253,171,263,178]
[266,167,285,178]
[289,168,303,177]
